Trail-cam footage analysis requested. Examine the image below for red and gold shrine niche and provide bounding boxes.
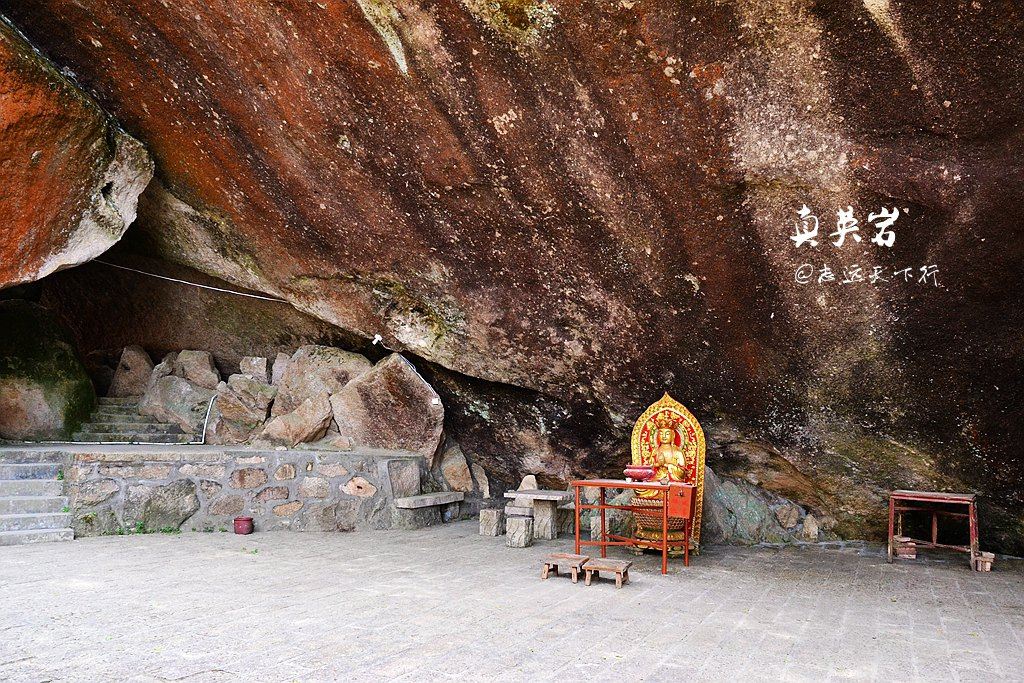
[630,393,706,554]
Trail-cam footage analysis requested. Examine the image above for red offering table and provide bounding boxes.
[571,479,696,575]
[887,490,979,568]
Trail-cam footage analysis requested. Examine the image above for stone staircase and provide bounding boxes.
[0,451,73,546]
[72,397,196,444]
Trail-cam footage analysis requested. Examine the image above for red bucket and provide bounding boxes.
[234,516,254,535]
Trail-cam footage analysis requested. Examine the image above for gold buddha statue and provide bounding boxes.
[647,415,688,485]
[630,393,706,554]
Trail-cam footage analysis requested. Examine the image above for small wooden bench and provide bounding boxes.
[541,553,589,583]
[583,558,632,589]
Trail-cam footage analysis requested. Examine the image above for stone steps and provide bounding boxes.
[78,422,184,435]
[0,512,72,532]
[0,450,65,464]
[0,496,68,514]
[0,480,63,496]
[70,432,195,444]
[0,528,74,546]
[97,397,139,405]
[88,412,154,424]
[70,395,197,444]
[91,406,144,417]
[0,451,72,546]
[0,463,61,480]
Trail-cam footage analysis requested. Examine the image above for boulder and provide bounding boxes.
[701,466,797,546]
[513,474,539,509]
[205,374,276,445]
[0,300,94,440]
[259,393,333,447]
[108,345,153,397]
[209,494,245,516]
[0,17,151,290]
[471,463,490,498]
[271,345,371,417]
[148,352,177,389]
[440,444,474,493]
[173,350,220,390]
[271,352,290,386]
[387,459,420,498]
[138,375,215,433]
[77,478,119,506]
[329,354,443,459]
[239,356,269,383]
[123,480,200,531]
[73,508,121,537]
[800,514,821,543]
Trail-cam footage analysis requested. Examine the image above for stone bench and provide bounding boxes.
[394,491,464,509]
[394,492,464,527]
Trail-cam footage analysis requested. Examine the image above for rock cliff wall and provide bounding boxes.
[1,1,1022,550]
[0,16,151,288]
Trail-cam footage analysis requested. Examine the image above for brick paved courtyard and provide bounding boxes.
[2,521,1022,682]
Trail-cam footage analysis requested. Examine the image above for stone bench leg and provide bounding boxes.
[442,501,460,522]
[479,508,505,536]
[506,517,533,548]
[533,499,558,540]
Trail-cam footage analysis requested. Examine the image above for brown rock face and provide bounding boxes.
[138,375,214,433]
[272,345,372,417]
[108,345,153,397]
[259,393,333,447]
[330,354,444,459]
[0,17,151,290]
[205,374,276,444]
[3,2,1023,550]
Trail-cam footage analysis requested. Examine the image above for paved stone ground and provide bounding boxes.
[1,521,1021,682]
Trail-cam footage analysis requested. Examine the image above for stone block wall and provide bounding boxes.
[67,448,428,535]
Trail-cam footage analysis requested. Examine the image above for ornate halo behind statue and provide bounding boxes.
[629,392,706,554]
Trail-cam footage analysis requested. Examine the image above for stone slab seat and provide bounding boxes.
[503,489,573,502]
[394,491,464,509]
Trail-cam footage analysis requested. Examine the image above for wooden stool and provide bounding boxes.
[583,558,632,589]
[541,553,589,583]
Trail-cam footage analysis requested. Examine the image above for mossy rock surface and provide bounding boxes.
[0,299,94,440]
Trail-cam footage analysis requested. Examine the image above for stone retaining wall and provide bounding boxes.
[67,448,436,535]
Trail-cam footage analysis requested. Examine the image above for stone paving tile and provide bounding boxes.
[1,521,1022,682]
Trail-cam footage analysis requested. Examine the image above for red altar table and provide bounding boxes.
[571,479,696,575]
[887,490,979,568]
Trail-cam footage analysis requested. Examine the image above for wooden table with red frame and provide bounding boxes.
[571,479,696,575]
